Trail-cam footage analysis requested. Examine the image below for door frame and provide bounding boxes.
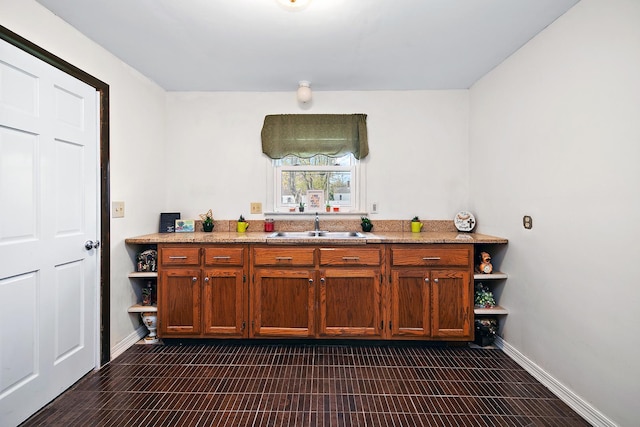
[0,25,111,366]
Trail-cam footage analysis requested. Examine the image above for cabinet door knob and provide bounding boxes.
[424,278,429,283]
[434,278,439,283]
[204,277,210,282]
[192,277,197,282]
[308,278,314,285]
[320,277,326,284]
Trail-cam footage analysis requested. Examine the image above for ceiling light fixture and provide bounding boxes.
[276,0,312,11]
[297,81,312,103]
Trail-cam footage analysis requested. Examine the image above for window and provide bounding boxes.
[261,114,368,213]
[273,153,361,212]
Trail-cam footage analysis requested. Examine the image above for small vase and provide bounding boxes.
[202,223,214,232]
[361,223,373,232]
[299,207,305,212]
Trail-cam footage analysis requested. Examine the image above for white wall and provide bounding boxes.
[1,0,168,352]
[166,90,470,221]
[469,0,640,425]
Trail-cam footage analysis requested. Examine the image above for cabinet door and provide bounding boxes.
[203,267,247,337]
[390,269,431,338]
[159,269,201,336]
[431,269,472,339]
[251,268,315,338]
[318,268,383,338]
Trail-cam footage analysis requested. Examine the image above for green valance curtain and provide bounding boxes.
[261,114,369,159]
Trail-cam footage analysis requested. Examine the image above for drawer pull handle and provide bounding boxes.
[422,257,441,261]
[212,256,231,260]
[169,256,188,259]
[275,257,293,261]
[342,256,360,261]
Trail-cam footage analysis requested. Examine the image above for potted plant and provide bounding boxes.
[237,214,249,232]
[298,202,305,213]
[410,216,423,233]
[199,209,214,232]
[360,216,373,232]
[325,201,331,212]
[474,282,496,308]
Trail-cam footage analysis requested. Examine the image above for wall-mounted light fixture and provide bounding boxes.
[276,0,312,11]
[297,81,312,103]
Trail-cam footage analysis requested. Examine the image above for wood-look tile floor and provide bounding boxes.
[22,341,589,427]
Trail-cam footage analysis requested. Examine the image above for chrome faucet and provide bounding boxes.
[314,213,320,232]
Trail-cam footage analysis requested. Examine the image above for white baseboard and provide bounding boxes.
[495,336,616,427]
[110,326,147,361]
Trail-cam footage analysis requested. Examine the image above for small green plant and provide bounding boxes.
[474,282,496,308]
[361,216,373,232]
[200,209,213,227]
[411,216,420,222]
[238,214,246,222]
[299,202,305,208]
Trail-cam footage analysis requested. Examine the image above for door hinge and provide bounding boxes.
[243,274,246,283]
[380,320,384,330]
[242,321,246,330]
[389,321,392,330]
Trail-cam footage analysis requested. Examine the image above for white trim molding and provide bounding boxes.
[110,326,148,361]
[495,337,617,427]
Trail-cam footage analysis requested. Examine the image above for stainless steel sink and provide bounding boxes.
[267,231,366,239]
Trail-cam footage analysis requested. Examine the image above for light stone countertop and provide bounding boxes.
[125,231,507,245]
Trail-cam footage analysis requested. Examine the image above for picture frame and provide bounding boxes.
[159,212,181,233]
[306,190,324,210]
[175,219,195,233]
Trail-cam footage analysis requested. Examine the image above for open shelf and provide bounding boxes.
[474,272,507,280]
[128,272,158,278]
[474,305,508,315]
[127,304,158,313]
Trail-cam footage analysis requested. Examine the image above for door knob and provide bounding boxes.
[84,240,100,250]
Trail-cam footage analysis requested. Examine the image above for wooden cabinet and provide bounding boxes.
[202,247,247,337]
[389,245,473,340]
[158,244,248,338]
[431,269,472,338]
[159,268,202,336]
[152,241,477,342]
[318,247,383,338]
[250,245,384,339]
[251,247,316,338]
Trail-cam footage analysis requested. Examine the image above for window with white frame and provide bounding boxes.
[273,153,360,212]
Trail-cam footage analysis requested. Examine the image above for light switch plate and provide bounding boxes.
[112,201,125,218]
[250,202,262,214]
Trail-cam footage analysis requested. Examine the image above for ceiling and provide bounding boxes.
[35,0,579,92]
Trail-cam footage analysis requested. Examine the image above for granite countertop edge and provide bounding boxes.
[125,231,508,245]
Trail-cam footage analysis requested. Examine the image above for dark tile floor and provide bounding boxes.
[22,341,589,427]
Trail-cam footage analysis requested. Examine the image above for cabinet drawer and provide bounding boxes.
[160,247,200,266]
[392,247,470,267]
[319,248,380,266]
[204,247,244,266]
[253,247,315,266]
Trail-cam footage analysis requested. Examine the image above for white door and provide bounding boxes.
[0,39,99,426]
